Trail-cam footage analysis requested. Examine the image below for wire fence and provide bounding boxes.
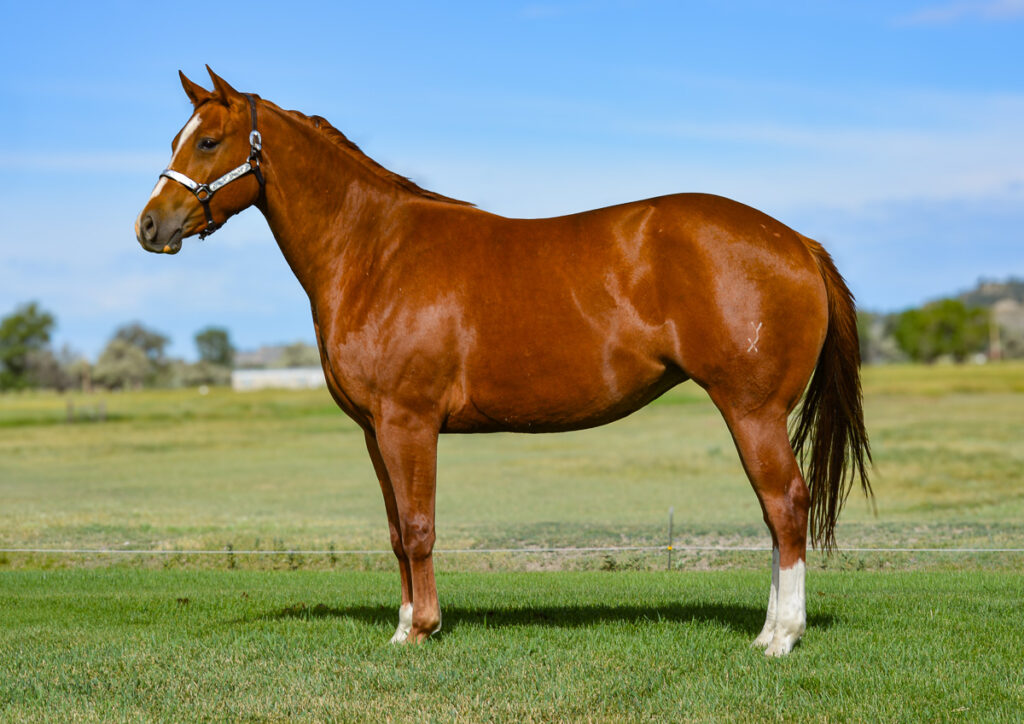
[4,509,1023,565]
[3,544,1023,556]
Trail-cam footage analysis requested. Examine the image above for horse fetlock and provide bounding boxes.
[412,612,441,639]
[389,603,413,644]
[400,604,441,642]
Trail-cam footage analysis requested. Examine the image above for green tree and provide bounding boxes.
[194,326,235,367]
[93,339,151,389]
[108,322,171,386]
[25,348,65,390]
[114,322,169,365]
[0,301,56,390]
[181,360,232,387]
[891,299,989,363]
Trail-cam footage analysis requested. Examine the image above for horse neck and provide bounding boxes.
[254,105,400,296]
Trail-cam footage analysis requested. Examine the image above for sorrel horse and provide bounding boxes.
[136,68,871,656]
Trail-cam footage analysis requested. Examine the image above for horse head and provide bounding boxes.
[135,66,264,254]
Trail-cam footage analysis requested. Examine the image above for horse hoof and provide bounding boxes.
[751,629,775,649]
[390,629,409,644]
[764,633,799,657]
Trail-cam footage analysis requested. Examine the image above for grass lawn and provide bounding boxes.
[2,569,1022,722]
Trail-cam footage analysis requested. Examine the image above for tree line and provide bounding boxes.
[858,279,1024,364]
[0,301,236,392]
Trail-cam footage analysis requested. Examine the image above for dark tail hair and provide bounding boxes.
[791,237,873,551]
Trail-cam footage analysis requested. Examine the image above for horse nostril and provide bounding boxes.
[140,213,158,243]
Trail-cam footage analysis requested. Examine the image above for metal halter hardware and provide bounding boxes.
[159,93,265,239]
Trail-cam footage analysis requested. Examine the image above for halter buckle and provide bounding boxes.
[249,130,262,153]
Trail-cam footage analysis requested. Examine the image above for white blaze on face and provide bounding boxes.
[172,113,203,161]
[765,559,806,657]
[146,113,202,207]
[147,177,168,202]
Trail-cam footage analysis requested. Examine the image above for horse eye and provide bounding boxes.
[198,137,220,151]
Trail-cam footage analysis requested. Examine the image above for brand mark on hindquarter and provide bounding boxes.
[747,322,763,353]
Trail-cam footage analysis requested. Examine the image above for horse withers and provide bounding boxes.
[135,67,871,657]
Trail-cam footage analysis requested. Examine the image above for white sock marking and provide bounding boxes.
[765,560,806,657]
[390,602,413,644]
[753,548,780,648]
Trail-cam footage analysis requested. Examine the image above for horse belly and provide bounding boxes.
[443,330,684,433]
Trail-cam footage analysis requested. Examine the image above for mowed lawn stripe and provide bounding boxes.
[2,569,1022,722]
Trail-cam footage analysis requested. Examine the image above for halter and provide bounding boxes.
[159,93,265,239]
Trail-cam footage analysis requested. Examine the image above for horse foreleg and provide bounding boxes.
[364,430,414,643]
[372,411,442,643]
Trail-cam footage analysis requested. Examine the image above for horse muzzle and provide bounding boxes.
[136,209,184,254]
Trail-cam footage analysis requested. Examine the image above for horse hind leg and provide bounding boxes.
[715,401,809,657]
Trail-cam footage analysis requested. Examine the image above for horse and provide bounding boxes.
[135,67,871,657]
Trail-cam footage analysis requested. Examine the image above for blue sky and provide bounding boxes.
[2,1,1022,360]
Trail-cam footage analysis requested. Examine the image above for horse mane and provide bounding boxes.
[260,97,474,207]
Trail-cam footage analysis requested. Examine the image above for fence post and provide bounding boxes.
[667,506,674,571]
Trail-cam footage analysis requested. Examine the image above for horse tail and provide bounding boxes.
[791,236,873,552]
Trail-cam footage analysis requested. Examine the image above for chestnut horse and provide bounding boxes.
[136,68,870,656]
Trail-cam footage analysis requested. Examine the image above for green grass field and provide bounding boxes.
[2,362,1023,565]
[2,569,1022,722]
[2,363,1023,720]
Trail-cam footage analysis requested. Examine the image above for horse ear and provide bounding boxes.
[206,65,242,104]
[179,70,211,106]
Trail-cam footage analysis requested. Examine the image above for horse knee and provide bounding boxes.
[388,524,406,558]
[400,513,435,560]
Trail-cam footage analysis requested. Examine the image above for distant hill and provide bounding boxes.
[959,278,1024,308]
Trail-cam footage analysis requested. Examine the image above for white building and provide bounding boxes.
[230,367,326,391]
